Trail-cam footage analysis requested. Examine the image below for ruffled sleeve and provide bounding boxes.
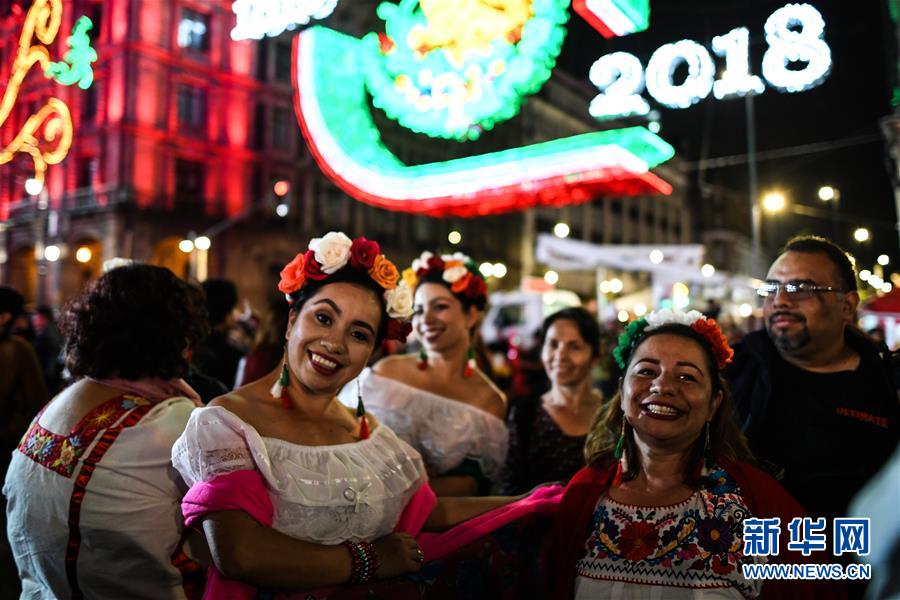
[171,405,260,487]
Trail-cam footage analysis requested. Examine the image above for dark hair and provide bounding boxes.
[35,305,54,321]
[541,307,600,357]
[416,269,487,312]
[287,267,389,345]
[584,324,752,481]
[0,286,25,336]
[201,279,239,326]
[60,265,208,380]
[781,235,857,292]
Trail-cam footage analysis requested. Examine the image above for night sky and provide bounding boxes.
[557,0,897,269]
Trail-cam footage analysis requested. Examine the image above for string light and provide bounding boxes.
[589,52,651,120]
[231,0,339,40]
[712,27,765,99]
[761,3,831,93]
[645,40,715,109]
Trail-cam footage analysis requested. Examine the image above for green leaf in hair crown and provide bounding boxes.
[613,317,649,369]
[362,0,570,141]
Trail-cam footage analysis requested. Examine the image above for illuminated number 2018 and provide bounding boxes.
[588,2,831,121]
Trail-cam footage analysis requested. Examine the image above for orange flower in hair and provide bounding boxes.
[278,252,306,294]
[369,254,399,290]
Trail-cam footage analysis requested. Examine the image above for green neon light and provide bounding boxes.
[304,27,673,184]
[45,16,97,90]
[362,0,570,141]
[615,0,650,33]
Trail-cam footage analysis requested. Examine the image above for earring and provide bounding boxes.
[612,420,626,487]
[417,347,427,370]
[463,347,476,378]
[356,378,370,440]
[270,360,292,409]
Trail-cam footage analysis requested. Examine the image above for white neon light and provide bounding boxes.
[585,0,638,37]
[231,0,338,40]
[712,27,765,99]
[589,52,651,120]
[761,3,831,93]
[646,40,715,109]
[297,32,654,203]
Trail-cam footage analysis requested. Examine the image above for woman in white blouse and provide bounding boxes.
[173,233,517,594]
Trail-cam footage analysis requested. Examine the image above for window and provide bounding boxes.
[177,84,207,133]
[255,38,270,80]
[253,103,266,149]
[88,3,102,42]
[275,40,292,82]
[81,84,97,125]
[77,157,97,189]
[175,159,206,203]
[272,107,291,149]
[177,9,209,51]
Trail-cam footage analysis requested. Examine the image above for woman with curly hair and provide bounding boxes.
[3,264,208,600]
[550,309,845,599]
[345,251,508,497]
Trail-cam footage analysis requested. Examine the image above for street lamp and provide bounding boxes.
[24,178,43,196]
[553,222,570,238]
[817,186,836,201]
[762,192,786,213]
[877,254,890,266]
[448,230,462,245]
[854,228,870,243]
[817,185,840,239]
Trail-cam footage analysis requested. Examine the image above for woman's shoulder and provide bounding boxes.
[371,353,417,379]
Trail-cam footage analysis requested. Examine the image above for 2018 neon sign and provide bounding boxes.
[589,3,832,120]
[231,0,338,40]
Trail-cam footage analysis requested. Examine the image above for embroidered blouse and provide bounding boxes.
[340,369,509,483]
[3,394,202,600]
[171,405,427,545]
[574,467,765,600]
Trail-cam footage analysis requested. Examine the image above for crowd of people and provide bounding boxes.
[0,232,897,599]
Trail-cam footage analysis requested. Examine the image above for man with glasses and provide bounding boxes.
[727,236,899,521]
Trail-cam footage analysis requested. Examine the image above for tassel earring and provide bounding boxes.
[612,420,626,487]
[463,347,476,378]
[356,379,370,440]
[270,361,292,409]
[417,348,427,370]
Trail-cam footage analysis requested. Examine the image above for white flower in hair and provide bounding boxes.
[385,281,414,319]
[441,252,469,263]
[308,231,352,274]
[102,257,133,272]
[645,308,706,330]
[442,265,468,284]
[411,251,434,273]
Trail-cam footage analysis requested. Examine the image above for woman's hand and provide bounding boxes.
[373,532,424,579]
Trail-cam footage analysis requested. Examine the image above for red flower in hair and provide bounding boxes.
[386,319,412,342]
[303,250,327,281]
[690,318,734,369]
[278,252,306,294]
[450,272,473,294]
[466,274,487,299]
[349,237,380,270]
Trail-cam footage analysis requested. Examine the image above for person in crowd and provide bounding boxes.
[172,233,533,596]
[3,265,208,599]
[234,294,291,387]
[193,278,244,389]
[502,307,601,495]
[31,305,64,395]
[727,236,899,521]
[551,309,844,599]
[347,251,508,496]
[0,287,48,470]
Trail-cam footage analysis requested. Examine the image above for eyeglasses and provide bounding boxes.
[755,281,846,301]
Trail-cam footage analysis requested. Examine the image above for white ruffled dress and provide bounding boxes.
[171,405,427,544]
[340,369,509,483]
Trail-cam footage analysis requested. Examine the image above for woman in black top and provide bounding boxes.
[501,307,602,494]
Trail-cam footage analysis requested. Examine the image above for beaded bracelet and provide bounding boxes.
[344,540,379,584]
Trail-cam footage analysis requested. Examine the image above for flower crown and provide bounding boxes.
[277,232,414,342]
[612,309,734,371]
[402,251,488,303]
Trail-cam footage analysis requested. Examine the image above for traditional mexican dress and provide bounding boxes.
[172,404,426,546]
[3,393,203,600]
[341,369,508,492]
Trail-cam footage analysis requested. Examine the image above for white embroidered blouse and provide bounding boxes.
[171,405,427,545]
[340,369,509,482]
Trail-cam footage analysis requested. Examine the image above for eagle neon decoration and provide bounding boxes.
[293,1,671,217]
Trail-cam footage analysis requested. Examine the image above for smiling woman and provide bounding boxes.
[549,309,846,599]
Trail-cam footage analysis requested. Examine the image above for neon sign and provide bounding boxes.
[231,0,338,40]
[589,3,832,120]
[0,1,96,191]
[362,0,570,141]
[293,0,674,217]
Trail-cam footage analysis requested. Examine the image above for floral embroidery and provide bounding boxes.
[576,464,762,598]
[17,394,149,478]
